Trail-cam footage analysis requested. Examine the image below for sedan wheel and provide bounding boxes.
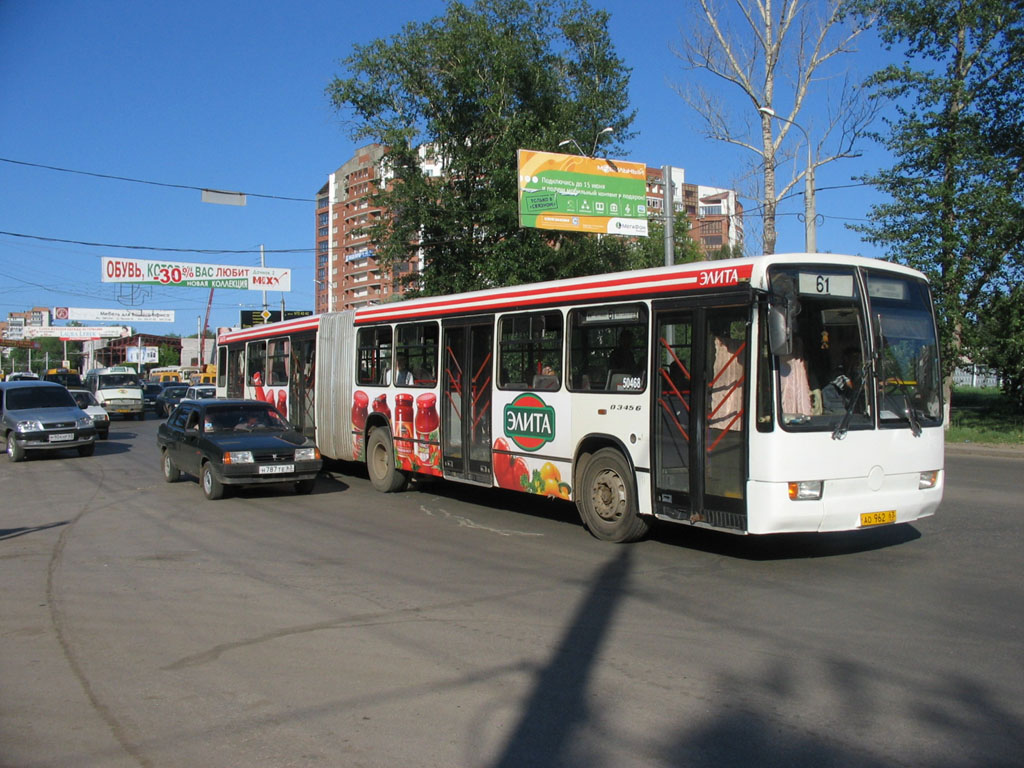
[7,433,25,463]
[201,462,225,500]
[162,450,180,482]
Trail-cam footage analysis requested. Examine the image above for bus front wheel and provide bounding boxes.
[366,428,408,493]
[578,448,649,543]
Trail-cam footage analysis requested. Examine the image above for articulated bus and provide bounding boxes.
[216,253,943,542]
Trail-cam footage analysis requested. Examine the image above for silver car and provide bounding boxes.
[1,381,97,461]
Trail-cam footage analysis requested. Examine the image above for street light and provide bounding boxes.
[758,106,816,253]
[558,127,614,158]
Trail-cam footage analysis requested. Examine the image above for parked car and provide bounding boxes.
[143,382,164,413]
[6,371,40,381]
[183,385,217,401]
[155,384,189,417]
[1,380,97,461]
[157,399,321,500]
[68,388,110,439]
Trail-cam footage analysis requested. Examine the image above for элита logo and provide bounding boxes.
[503,393,556,452]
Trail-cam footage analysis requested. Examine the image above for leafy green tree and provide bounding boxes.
[327,0,639,296]
[158,342,179,368]
[977,288,1024,409]
[852,0,1024,407]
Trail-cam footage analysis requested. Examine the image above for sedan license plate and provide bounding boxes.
[259,464,294,475]
[860,510,897,527]
[49,433,74,442]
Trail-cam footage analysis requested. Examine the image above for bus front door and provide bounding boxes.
[441,318,494,485]
[654,304,748,531]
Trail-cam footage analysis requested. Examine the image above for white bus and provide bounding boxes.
[216,253,943,542]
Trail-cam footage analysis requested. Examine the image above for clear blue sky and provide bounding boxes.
[0,0,898,337]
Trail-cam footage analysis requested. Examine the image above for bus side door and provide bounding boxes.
[653,302,749,530]
[441,317,494,485]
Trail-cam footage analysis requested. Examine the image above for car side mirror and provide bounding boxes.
[768,304,792,357]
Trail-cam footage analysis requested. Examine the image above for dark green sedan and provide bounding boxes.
[157,399,322,500]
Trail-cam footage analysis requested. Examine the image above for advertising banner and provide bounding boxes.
[23,326,132,339]
[53,307,175,323]
[125,346,160,363]
[101,257,291,291]
[517,149,648,237]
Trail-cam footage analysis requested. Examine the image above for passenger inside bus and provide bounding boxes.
[532,363,559,390]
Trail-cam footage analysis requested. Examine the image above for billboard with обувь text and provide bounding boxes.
[101,257,291,291]
[517,150,648,237]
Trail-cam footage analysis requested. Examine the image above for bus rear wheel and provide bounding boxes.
[578,448,649,543]
[366,428,408,493]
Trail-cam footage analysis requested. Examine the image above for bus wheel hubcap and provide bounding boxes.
[592,470,624,522]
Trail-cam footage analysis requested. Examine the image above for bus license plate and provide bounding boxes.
[49,433,74,442]
[860,510,897,527]
[259,464,294,475]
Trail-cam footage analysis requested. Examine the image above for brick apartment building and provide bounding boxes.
[645,167,744,256]
[316,149,743,313]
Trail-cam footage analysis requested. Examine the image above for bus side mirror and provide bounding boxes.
[768,304,792,356]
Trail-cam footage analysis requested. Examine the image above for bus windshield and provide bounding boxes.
[768,265,942,433]
[867,270,942,429]
[98,374,140,388]
[769,266,872,432]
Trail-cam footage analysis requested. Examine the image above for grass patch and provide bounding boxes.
[948,387,1024,445]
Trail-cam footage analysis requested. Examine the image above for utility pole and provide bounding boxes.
[662,165,675,266]
[260,244,268,311]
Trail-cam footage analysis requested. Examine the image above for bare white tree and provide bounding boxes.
[673,0,877,254]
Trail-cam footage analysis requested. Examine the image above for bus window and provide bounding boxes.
[356,326,392,386]
[497,311,563,391]
[246,341,267,387]
[268,338,290,386]
[568,304,648,393]
[395,322,438,387]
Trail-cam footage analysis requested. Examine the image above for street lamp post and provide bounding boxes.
[758,106,816,253]
[558,126,614,158]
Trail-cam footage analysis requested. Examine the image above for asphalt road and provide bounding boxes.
[1,419,1021,768]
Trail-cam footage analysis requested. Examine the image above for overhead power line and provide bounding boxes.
[0,156,315,203]
[0,230,312,255]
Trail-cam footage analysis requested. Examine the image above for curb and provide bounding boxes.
[945,442,1024,459]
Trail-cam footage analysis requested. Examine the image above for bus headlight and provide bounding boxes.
[919,470,939,489]
[295,447,320,461]
[224,451,254,464]
[788,480,823,500]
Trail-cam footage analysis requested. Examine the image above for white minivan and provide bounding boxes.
[84,366,145,420]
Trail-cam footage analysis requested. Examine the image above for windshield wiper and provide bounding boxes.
[886,379,923,437]
[831,362,869,440]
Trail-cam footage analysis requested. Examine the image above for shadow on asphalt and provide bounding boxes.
[320,457,918,561]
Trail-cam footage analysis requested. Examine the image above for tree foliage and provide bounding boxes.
[5,337,83,376]
[629,212,706,268]
[852,0,1024,394]
[326,0,643,296]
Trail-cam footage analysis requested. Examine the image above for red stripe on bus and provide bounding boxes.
[355,264,753,324]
